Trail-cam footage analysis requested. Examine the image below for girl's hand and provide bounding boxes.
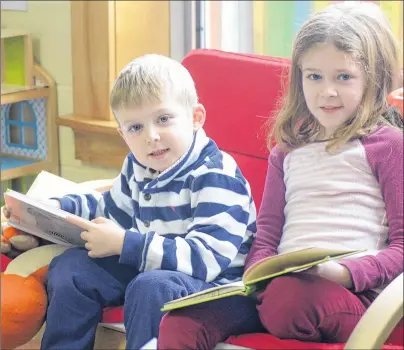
[306,261,353,289]
[66,215,126,258]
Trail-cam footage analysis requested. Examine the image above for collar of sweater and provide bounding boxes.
[131,128,212,190]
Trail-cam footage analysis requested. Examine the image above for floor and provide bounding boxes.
[13,326,126,350]
[16,338,41,349]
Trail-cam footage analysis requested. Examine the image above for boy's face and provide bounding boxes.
[116,97,206,172]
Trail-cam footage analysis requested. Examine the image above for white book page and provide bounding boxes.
[26,171,101,200]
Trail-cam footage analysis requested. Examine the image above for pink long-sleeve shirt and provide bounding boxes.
[245,126,403,293]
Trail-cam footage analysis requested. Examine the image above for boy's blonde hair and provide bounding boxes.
[110,54,198,114]
[269,2,402,152]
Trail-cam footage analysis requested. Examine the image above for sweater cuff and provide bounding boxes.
[339,260,364,292]
[245,253,267,271]
[245,248,276,272]
[119,230,146,269]
[51,197,76,214]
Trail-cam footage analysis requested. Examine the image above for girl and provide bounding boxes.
[158,2,403,349]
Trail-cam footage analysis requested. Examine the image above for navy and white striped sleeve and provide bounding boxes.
[55,156,136,229]
[120,171,251,282]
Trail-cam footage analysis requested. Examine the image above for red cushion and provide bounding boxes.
[226,151,268,209]
[101,306,124,323]
[1,254,12,272]
[182,49,290,160]
[225,332,403,350]
[388,320,404,346]
[182,49,290,210]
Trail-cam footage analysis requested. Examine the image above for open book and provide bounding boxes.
[3,171,104,247]
[162,247,365,311]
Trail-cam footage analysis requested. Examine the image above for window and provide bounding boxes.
[199,1,253,53]
[5,101,38,149]
[197,0,403,61]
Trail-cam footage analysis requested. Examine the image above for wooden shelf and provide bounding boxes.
[57,114,119,135]
[0,156,55,182]
[1,84,49,105]
[57,114,127,168]
[1,29,30,39]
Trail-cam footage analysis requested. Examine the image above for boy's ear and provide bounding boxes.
[192,104,206,131]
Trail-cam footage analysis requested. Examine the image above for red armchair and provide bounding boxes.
[96,49,403,349]
[182,49,403,350]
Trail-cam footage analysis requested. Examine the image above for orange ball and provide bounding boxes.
[2,226,21,242]
[1,273,47,349]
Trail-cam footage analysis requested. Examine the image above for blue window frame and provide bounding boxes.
[5,102,38,150]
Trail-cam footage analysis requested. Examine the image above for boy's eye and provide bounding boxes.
[308,73,322,80]
[337,73,352,81]
[158,115,170,123]
[128,124,143,132]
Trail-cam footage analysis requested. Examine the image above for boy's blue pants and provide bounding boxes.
[41,248,214,349]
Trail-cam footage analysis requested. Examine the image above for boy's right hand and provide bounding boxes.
[2,199,61,220]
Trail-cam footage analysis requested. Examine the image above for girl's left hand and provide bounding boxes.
[305,261,353,289]
[66,215,126,258]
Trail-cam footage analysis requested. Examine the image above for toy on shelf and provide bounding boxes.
[1,29,59,182]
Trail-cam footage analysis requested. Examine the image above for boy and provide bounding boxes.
[32,54,256,349]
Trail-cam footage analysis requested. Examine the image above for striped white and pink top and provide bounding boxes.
[246,125,403,293]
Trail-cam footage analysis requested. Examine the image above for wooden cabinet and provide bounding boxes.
[58,1,170,167]
[115,2,170,73]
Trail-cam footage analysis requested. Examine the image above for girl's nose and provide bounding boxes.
[320,84,338,98]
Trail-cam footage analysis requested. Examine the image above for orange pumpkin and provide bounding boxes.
[1,244,69,349]
[1,271,47,349]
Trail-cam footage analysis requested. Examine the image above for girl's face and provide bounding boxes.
[300,43,366,138]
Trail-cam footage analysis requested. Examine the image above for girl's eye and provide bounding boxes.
[308,73,322,80]
[158,115,170,123]
[128,124,143,132]
[337,73,352,81]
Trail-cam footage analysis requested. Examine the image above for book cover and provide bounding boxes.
[4,190,87,247]
[162,247,365,311]
[3,171,102,247]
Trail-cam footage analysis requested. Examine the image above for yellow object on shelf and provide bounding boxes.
[1,29,34,87]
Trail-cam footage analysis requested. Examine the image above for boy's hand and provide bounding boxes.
[305,261,353,289]
[66,215,125,258]
[2,205,11,219]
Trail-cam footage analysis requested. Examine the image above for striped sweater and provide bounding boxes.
[56,129,256,284]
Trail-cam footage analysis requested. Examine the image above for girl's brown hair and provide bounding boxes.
[269,2,402,152]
